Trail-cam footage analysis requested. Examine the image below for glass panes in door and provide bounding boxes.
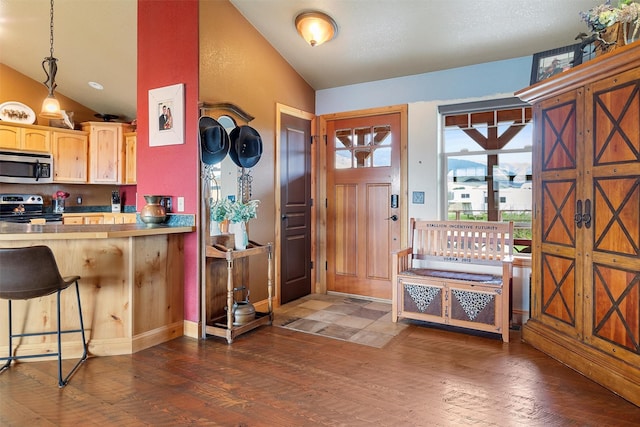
[334,125,392,169]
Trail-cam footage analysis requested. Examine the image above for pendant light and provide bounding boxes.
[40,0,63,119]
[295,11,338,47]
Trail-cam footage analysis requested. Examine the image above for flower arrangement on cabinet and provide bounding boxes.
[228,199,260,223]
[210,199,260,223]
[210,198,231,223]
[581,1,640,43]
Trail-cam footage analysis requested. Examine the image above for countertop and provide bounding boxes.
[0,222,195,240]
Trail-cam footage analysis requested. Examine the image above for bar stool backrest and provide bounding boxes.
[0,246,66,300]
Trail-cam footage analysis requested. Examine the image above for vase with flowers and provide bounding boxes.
[52,190,69,213]
[228,199,260,250]
[209,198,231,235]
[581,1,640,55]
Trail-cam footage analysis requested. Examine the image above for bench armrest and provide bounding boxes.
[391,246,413,322]
[392,247,413,272]
[392,246,413,257]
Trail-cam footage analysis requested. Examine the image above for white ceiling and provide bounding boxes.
[0,0,603,122]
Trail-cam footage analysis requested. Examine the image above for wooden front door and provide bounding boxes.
[280,113,312,304]
[326,113,401,299]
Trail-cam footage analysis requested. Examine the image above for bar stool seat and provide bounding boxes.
[0,245,88,387]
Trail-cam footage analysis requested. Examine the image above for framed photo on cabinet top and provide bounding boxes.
[530,43,582,85]
[148,83,185,146]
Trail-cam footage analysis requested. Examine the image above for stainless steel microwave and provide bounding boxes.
[0,150,53,184]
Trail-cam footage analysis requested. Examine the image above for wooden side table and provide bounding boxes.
[204,240,273,343]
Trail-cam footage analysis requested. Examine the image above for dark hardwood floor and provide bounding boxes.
[1,324,639,426]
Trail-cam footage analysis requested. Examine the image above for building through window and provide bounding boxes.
[440,98,532,252]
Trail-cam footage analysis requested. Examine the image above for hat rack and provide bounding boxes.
[199,101,256,202]
[199,101,257,240]
[238,168,253,203]
[198,102,254,123]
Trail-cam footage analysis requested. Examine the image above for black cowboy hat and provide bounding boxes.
[229,125,263,168]
[199,116,230,165]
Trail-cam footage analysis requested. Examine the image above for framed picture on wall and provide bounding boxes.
[148,83,185,146]
[530,43,582,85]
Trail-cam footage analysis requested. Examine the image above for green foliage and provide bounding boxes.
[228,200,260,223]
[210,199,231,222]
[210,199,261,223]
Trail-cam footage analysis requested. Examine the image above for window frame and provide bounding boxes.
[438,98,533,254]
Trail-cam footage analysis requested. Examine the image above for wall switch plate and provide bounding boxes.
[412,191,425,204]
[177,197,185,212]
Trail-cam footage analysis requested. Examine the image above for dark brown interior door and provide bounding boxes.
[280,113,312,304]
[326,113,401,299]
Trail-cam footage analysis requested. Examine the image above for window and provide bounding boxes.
[334,125,392,169]
[440,98,532,253]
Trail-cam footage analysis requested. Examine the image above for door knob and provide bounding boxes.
[386,215,398,221]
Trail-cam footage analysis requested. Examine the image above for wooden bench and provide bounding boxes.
[392,219,513,342]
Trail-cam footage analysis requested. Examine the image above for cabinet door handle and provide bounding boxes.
[582,199,592,229]
[575,199,583,228]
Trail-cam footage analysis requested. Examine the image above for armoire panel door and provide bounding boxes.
[534,89,586,339]
[583,67,640,364]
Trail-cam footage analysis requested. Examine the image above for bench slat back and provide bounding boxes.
[410,219,513,266]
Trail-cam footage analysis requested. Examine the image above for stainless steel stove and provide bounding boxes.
[0,194,63,224]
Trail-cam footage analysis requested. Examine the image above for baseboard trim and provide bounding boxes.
[522,319,640,407]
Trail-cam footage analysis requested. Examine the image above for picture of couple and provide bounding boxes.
[158,104,173,131]
[148,83,184,146]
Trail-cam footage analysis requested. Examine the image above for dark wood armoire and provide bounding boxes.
[516,42,640,406]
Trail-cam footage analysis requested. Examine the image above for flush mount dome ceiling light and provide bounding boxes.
[295,11,337,47]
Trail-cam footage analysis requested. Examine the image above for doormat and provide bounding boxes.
[273,293,408,348]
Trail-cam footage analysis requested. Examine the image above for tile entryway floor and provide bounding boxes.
[273,293,408,348]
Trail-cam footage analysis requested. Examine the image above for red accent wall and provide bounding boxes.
[137,0,199,321]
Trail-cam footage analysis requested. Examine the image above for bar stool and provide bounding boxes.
[0,245,88,387]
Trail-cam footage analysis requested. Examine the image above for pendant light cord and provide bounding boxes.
[39,0,61,117]
[49,0,55,58]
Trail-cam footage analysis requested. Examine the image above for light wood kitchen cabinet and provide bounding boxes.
[83,215,105,225]
[103,213,137,224]
[0,123,21,149]
[516,43,640,406]
[82,122,133,184]
[63,214,102,224]
[0,123,51,152]
[64,213,137,225]
[52,130,89,183]
[124,132,137,184]
[62,215,84,225]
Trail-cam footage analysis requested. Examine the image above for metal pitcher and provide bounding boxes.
[232,288,255,326]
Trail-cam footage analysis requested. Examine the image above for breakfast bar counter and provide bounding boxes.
[0,223,195,358]
[0,222,194,240]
